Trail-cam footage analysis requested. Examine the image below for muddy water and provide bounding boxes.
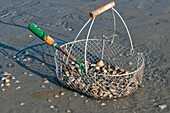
[0,0,169,113]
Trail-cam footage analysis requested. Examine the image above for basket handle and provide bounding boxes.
[28,23,78,62]
[89,1,116,19]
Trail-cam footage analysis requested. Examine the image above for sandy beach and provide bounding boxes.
[0,0,169,113]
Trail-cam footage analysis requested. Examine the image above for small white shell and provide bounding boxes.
[20,103,25,106]
[41,85,46,88]
[47,99,52,102]
[11,76,16,80]
[50,105,56,109]
[14,80,20,83]
[66,109,72,113]
[2,88,5,92]
[85,100,89,103]
[1,84,4,87]
[28,34,32,38]
[43,79,49,84]
[5,83,11,87]
[1,77,7,81]
[16,86,21,90]
[60,91,66,96]
[101,103,106,106]
[5,79,10,83]
[55,95,59,98]
[159,104,167,110]
[80,95,84,98]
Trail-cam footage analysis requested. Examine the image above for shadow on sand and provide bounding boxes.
[0,43,60,85]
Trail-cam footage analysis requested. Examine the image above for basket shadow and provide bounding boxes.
[14,43,60,85]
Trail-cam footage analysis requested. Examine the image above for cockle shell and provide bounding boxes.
[97,60,105,67]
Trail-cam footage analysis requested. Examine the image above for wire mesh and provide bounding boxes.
[55,39,144,99]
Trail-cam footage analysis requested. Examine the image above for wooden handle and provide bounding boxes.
[57,47,77,62]
[89,1,115,19]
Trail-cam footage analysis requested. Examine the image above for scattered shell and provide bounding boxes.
[29,73,33,76]
[47,99,52,102]
[101,103,106,106]
[67,27,73,31]
[80,95,84,98]
[66,109,72,113]
[60,91,66,96]
[2,88,5,92]
[43,79,49,84]
[20,102,25,106]
[50,105,56,109]
[55,95,59,98]
[7,63,14,68]
[41,85,46,88]
[11,76,16,80]
[14,80,20,83]
[28,34,32,38]
[22,72,28,76]
[5,83,11,87]
[22,57,32,62]
[1,84,5,87]
[85,100,89,103]
[1,77,7,81]
[159,104,167,110]
[16,86,21,90]
[13,55,16,59]
[41,63,45,66]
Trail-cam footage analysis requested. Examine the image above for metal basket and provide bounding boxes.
[54,1,145,99]
[55,39,144,99]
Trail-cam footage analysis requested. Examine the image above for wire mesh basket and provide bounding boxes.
[54,1,145,99]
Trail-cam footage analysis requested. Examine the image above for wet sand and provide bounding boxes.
[0,0,170,113]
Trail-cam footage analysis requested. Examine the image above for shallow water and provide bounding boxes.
[0,0,170,113]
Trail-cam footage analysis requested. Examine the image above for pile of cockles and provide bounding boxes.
[59,60,142,99]
[0,71,19,91]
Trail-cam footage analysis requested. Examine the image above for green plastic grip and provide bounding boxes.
[28,23,47,41]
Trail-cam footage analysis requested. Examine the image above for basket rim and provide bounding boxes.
[56,39,145,77]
